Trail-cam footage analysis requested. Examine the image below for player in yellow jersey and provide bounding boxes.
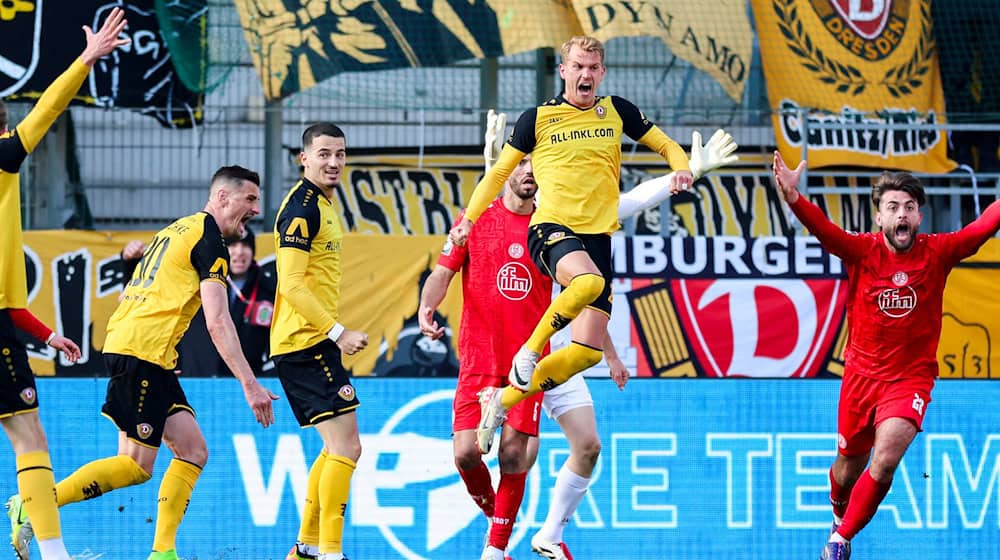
[8,166,279,560]
[1,9,129,560]
[275,123,368,560]
[450,36,694,454]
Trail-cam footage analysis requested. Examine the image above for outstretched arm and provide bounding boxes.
[619,129,738,219]
[16,7,130,153]
[772,151,864,260]
[941,199,1000,262]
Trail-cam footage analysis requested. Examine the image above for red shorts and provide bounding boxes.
[453,373,543,436]
[837,372,934,456]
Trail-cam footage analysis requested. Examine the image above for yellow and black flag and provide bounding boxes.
[235,0,754,102]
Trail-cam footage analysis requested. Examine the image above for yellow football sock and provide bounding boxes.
[55,454,151,506]
[318,455,356,554]
[152,459,202,552]
[297,450,327,547]
[525,274,604,353]
[15,451,61,541]
[501,342,604,409]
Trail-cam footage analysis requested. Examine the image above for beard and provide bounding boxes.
[883,223,915,252]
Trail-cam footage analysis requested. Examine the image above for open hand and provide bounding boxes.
[81,7,130,66]
[689,129,739,179]
[771,150,806,204]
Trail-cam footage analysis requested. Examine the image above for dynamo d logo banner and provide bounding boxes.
[752,0,953,172]
[623,236,849,378]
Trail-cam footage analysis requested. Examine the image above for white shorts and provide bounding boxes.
[541,373,593,420]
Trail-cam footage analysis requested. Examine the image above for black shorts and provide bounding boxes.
[101,353,194,448]
[527,223,614,315]
[0,310,38,418]
[274,339,360,427]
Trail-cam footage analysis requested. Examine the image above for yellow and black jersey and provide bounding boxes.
[104,212,230,369]
[270,178,344,357]
[0,60,90,309]
[502,94,688,235]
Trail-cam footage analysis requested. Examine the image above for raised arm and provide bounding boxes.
[940,199,1000,263]
[772,151,865,261]
[619,129,738,219]
[16,7,129,153]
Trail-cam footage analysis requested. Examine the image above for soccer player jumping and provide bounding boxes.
[449,35,692,456]
[772,151,1000,560]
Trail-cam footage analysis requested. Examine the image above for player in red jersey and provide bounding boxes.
[772,151,1000,560]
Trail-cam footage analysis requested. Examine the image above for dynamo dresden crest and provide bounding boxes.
[807,0,910,61]
[0,0,44,96]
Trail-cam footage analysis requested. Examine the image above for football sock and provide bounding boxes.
[16,451,62,541]
[525,273,604,353]
[537,464,590,543]
[501,343,603,409]
[36,537,71,560]
[298,450,328,548]
[489,471,527,549]
[829,467,851,519]
[55,454,150,506]
[836,469,891,540]
[458,461,495,517]
[152,459,202,552]
[318,454,356,554]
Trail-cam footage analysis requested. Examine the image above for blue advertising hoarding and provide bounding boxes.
[1,378,998,559]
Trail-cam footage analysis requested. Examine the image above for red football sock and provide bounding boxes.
[837,469,891,540]
[490,471,527,550]
[829,468,851,519]
[458,462,495,518]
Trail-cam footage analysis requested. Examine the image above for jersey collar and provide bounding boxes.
[557,93,604,111]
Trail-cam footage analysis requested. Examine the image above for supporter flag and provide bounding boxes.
[0,0,203,128]
[234,0,753,102]
[751,0,953,172]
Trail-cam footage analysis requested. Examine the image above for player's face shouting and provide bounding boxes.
[560,45,606,108]
[224,181,261,239]
[301,135,347,189]
[877,190,922,253]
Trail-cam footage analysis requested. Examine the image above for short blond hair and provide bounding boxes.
[560,36,605,65]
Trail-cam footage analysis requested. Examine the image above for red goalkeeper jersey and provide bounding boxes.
[438,204,552,377]
[789,196,1000,381]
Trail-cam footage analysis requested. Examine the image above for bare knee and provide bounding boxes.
[868,454,902,483]
[166,436,209,467]
[832,452,868,487]
[454,447,481,472]
[1,412,49,455]
[344,440,362,463]
[576,435,601,470]
[498,444,530,473]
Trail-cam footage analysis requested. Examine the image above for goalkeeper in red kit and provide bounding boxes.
[772,151,1000,560]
